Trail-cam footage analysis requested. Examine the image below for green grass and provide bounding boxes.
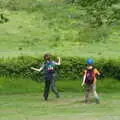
[0,0,120,58]
[0,92,120,120]
[0,76,120,94]
[0,76,44,94]
[0,77,120,120]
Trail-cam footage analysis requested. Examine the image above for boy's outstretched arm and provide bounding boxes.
[31,66,43,72]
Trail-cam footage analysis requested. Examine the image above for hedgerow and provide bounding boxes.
[0,56,120,82]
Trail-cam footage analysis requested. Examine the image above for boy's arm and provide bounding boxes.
[81,71,86,86]
[31,67,43,72]
[94,69,100,75]
[93,69,100,84]
[81,75,86,86]
[31,64,44,72]
[53,57,61,65]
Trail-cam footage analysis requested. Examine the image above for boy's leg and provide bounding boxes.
[92,84,100,104]
[85,84,91,103]
[43,79,50,100]
[50,76,60,98]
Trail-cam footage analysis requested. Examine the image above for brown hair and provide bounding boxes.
[44,53,51,61]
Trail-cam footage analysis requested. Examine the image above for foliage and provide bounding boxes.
[0,56,120,82]
[0,0,42,11]
[66,0,120,27]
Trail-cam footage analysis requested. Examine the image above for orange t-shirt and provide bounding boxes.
[84,67,100,84]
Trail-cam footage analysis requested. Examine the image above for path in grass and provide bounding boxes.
[0,92,120,120]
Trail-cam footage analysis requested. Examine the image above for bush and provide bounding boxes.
[68,0,119,7]
[0,0,42,11]
[65,0,120,27]
[0,56,43,82]
[0,56,120,82]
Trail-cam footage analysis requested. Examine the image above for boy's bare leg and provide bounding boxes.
[92,84,100,104]
[85,84,91,103]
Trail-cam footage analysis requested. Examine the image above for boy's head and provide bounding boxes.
[44,53,51,61]
[87,58,94,66]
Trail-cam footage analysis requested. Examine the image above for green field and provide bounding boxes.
[0,0,120,58]
[0,62,119,119]
[0,77,120,120]
[0,92,120,120]
[0,77,120,94]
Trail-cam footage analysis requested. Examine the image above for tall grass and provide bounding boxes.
[0,76,43,94]
[0,76,119,94]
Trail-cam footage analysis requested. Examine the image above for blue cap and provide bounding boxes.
[87,58,94,65]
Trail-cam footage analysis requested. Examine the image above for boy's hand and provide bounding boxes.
[81,82,85,87]
[56,57,61,64]
[31,67,34,70]
[57,57,60,60]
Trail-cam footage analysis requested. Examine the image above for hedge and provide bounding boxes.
[0,56,120,82]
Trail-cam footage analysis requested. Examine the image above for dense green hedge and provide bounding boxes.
[0,56,120,81]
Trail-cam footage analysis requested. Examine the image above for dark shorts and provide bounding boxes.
[45,71,54,81]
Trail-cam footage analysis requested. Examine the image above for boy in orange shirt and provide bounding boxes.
[81,58,100,104]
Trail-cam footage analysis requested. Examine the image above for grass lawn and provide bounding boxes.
[0,92,120,120]
[0,77,120,120]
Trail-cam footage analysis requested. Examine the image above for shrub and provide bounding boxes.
[0,56,120,82]
[0,0,42,11]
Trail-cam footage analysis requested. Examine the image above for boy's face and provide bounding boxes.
[87,65,93,69]
[44,55,51,61]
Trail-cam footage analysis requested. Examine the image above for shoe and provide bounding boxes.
[95,99,100,104]
[56,95,60,98]
[85,100,89,104]
[56,93,60,98]
[44,98,48,101]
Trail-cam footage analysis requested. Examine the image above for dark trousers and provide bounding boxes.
[43,73,59,100]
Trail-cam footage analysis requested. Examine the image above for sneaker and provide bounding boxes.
[95,99,100,104]
[56,94,60,98]
[85,100,90,104]
[44,97,48,101]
